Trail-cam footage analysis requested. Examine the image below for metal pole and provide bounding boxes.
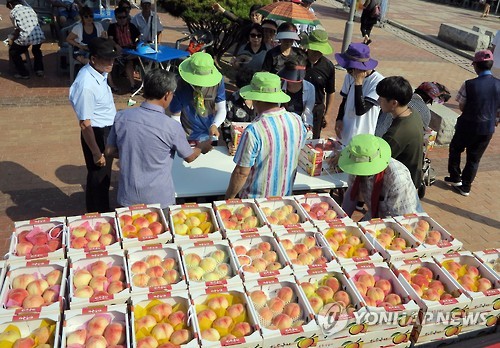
[341,0,358,53]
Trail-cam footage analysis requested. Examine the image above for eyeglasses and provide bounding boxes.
[116,16,127,19]
[250,33,262,38]
[83,15,94,18]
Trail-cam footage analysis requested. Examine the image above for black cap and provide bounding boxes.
[89,37,120,59]
[278,63,306,82]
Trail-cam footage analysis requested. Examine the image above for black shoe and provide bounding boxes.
[444,176,462,187]
[452,185,470,196]
[14,74,30,80]
[366,39,372,45]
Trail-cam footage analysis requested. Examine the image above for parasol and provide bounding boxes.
[257,2,320,25]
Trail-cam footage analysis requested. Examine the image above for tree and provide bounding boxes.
[158,0,268,60]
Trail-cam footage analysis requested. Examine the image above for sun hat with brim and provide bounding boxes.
[276,31,300,41]
[278,65,306,82]
[335,42,378,71]
[302,29,333,55]
[89,37,120,59]
[179,52,222,87]
[240,72,291,103]
[338,134,391,176]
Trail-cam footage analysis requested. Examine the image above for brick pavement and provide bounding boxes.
[0,0,498,256]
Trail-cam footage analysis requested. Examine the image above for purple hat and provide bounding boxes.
[335,43,378,71]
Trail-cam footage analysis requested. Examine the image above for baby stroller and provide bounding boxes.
[419,128,437,198]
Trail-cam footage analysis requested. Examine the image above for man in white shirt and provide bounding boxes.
[131,0,163,43]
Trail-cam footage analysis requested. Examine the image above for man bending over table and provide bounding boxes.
[105,69,212,211]
[225,72,308,199]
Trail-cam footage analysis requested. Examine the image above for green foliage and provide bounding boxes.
[158,0,271,58]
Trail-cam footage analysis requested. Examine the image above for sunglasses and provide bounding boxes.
[116,16,127,19]
[250,33,262,38]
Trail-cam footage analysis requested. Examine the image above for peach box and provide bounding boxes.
[8,217,67,262]
[473,249,500,277]
[274,228,340,272]
[434,251,500,313]
[66,212,121,257]
[254,196,314,232]
[169,203,222,244]
[130,291,198,348]
[213,199,271,237]
[0,259,68,316]
[391,258,471,324]
[410,321,463,345]
[230,122,250,149]
[294,193,350,224]
[180,240,242,290]
[358,218,428,262]
[343,263,420,332]
[61,304,129,348]
[190,286,263,348]
[458,309,500,333]
[127,244,187,294]
[393,213,463,256]
[0,310,61,348]
[227,233,293,282]
[316,221,384,266]
[244,276,321,348]
[116,204,172,249]
[68,250,130,309]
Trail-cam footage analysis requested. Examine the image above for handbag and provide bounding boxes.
[371,4,381,18]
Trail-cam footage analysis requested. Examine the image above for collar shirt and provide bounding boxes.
[69,64,116,128]
[10,4,45,46]
[131,11,163,42]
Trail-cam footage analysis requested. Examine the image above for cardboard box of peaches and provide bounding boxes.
[298,138,342,176]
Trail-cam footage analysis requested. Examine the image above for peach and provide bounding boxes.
[16,241,33,256]
[277,287,294,303]
[411,274,430,289]
[465,265,480,277]
[74,286,94,298]
[148,221,163,235]
[72,226,88,238]
[326,237,339,251]
[169,329,191,345]
[346,236,361,246]
[323,277,340,293]
[301,203,311,212]
[272,313,293,329]
[201,328,221,341]
[374,279,392,296]
[122,224,138,238]
[22,294,45,308]
[428,280,445,295]
[219,209,232,220]
[32,327,50,345]
[315,286,334,303]
[338,244,353,253]
[399,270,411,282]
[87,315,111,336]
[249,290,267,309]
[233,245,248,256]
[86,240,102,249]
[7,288,29,307]
[308,295,324,314]
[376,232,392,248]
[131,260,149,274]
[262,250,278,263]
[132,273,150,287]
[145,254,163,267]
[13,337,35,348]
[168,311,187,329]
[280,239,294,250]
[148,277,168,288]
[12,274,36,290]
[145,211,159,223]
[97,221,112,234]
[99,233,115,246]
[67,329,87,345]
[136,336,159,348]
[302,236,317,249]
[138,227,154,239]
[308,246,323,259]
[422,288,440,301]
[197,309,217,330]
[300,282,316,298]
[103,323,126,345]
[283,302,302,319]
[268,297,285,315]
[85,229,101,241]
[411,283,423,297]
[149,303,173,322]
[477,278,493,292]
[246,248,263,260]
[133,216,150,229]
[443,260,461,272]
[358,274,375,288]
[242,216,259,228]
[353,281,368,296]
[187,267,205,281]
[203,272,221,282]
[298,252,315,265]
[232,322,253,337]
[160,258,176,271]
[42,287,58,304]
[163,269,180,284]
[135,315,157,331]
[294,243,309,255]
[362,295,376,307]
[286,249,298,260]
[416,219,430,231]
[119,214,133,226]
[151,323,174,341]
[333,290,351,306]
[366,287,385,304]
[384,293,402,306]
[353,248,369,258]
[146,265,165,278]
[417,267,434,279]
[441,292,455,300]
[89,260,108,277]
[251,258,267,272]
[47,239,62,252]
[71,236,88,249]
[200,257,217,272]
[412,228,426,242]
[107,280,125,294]
[257,307,274,326]
[323,210,338,220]
[89,276,109,292]
[213,316,233,336]
[227,303,246,319]
[106,266,125,281]
[31,244,51,255]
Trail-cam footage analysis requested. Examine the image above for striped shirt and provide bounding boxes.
[234,108,307,198]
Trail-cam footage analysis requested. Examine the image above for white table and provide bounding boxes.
[172,146,348,198]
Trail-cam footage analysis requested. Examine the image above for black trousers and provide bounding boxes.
[81,126,113,213]
[360,10,378,37]
[312,103,326,140]
[10,42,44,76]
[448,129,492,190]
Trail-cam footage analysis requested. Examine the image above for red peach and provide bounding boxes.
[308,295,324,314]
[71,236,88,249]
[271,313,293,329]
[133,216,150,229]
[333,290,351,306]
[85,229,101,241]
[45,269,62,287]
[74,285,94,298]
[417,267,434,279]
[353,281,368,296]
[465,265,480,277]
[428,280,445,295]
[201,328,220,341]
[121,224,137,238]
[366,287,385,303]
[12,274,36,290]
[87,315,111,336]
[353,248,369,258]
[276,287,294,303]
[399,270,411,282]
[13,337,35,348]
[384,293,402,306]
[108,281,125,294]
[323,277,340,293]
[160,258,176,271]
[89,275,109,292]
[294,243,309,255]
[16,241,34,256]
[151,323,174,341]
[316,286,334,303]
[149,221,163,235]
[374,279,392,296]
[227,303,246,319]
[89,260,108,277]
[168,311,187,328]
[99,233,115,246]
[131,260,149,274]
[477,278,493,292]
[411,274,430,289]
[6,288,29,307]
[422,288,440,301]
[103,322,126,345]
[22,294,45,308]
[47,239,61,252]
[42,287,58,304]
[411,283,423,297]
[146,265,165,278]
[169,329,191,345]
[232,322,253,337]
[149,303,173,322]
[163,269,180,284]
[73,269,93,288]
[136,336,159,348]
[145,254,163,267]
[29,244,51,255]
[66,329,87,345]
[106,266,125,282]
[135,315,157,332]
[357,274,375,288]
[145,211,160,223]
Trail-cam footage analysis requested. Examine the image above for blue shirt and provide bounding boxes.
[234,108,307,198]
[107,102,194,208]
[69,64,116,127]
[169,79,226,140]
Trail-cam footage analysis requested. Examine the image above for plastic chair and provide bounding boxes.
[57,23,83,82]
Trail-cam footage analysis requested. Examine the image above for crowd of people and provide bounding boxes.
[5,0,499,219]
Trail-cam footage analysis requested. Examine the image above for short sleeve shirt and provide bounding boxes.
[305,55,335,105]
[107,102,194,208]
[340,71,384,144]
[131,11,163,42]
[69,64,116,127]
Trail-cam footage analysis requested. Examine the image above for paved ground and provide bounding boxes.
[0,0,499,257]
